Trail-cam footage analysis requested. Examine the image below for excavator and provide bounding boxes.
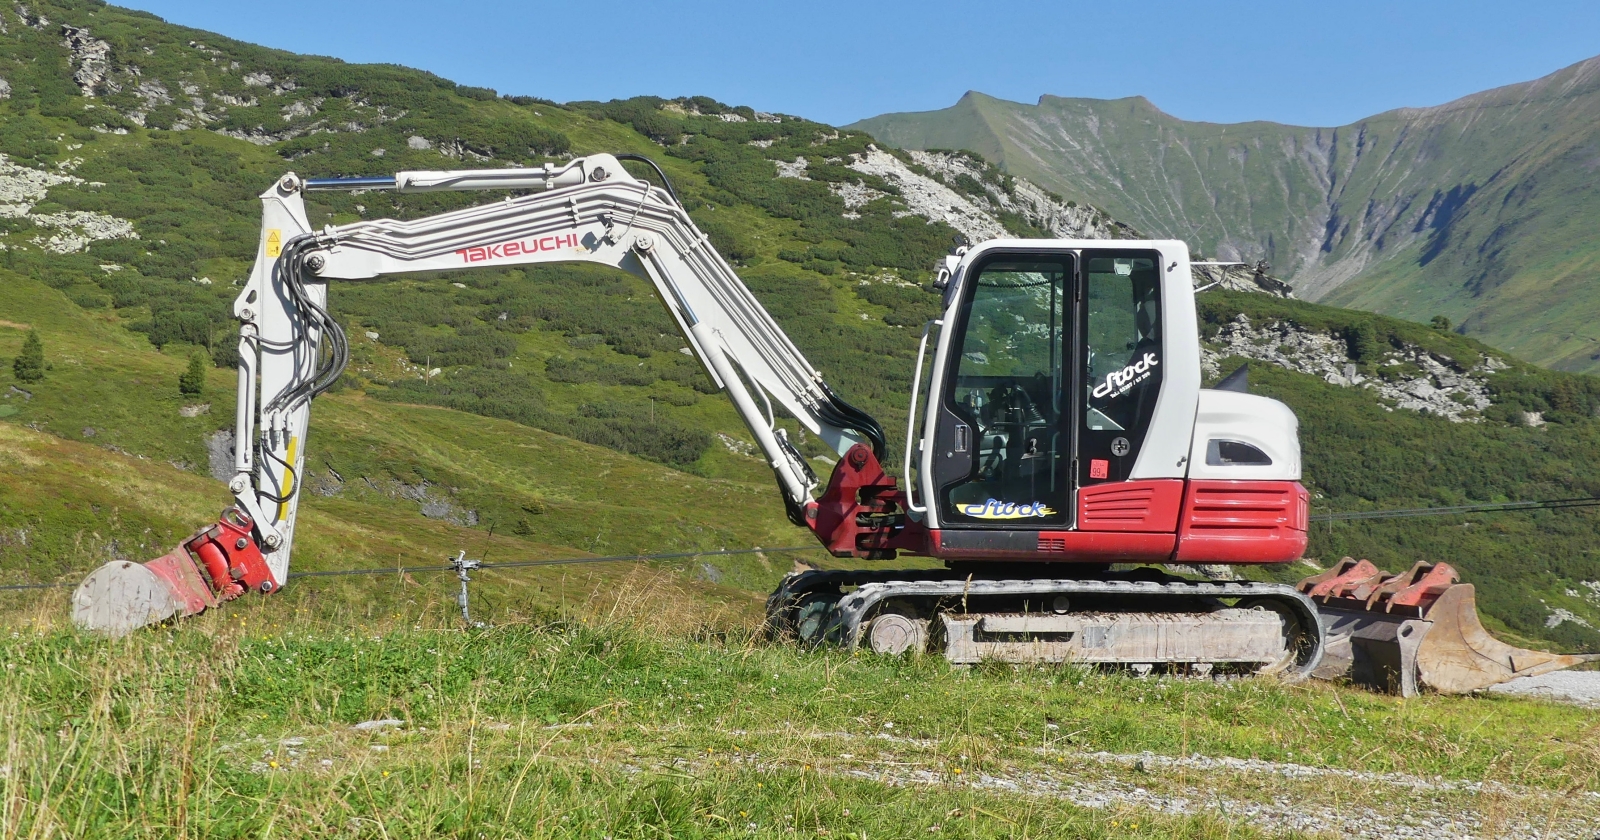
[68,154,1591,694]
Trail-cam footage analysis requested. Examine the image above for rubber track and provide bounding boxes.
[767,569,1326,678]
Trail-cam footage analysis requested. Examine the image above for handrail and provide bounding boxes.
[903,318,942,515]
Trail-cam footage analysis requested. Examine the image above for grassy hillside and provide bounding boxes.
[0,2,988,573]
[0,0,1059,477]
[0,267,826,615]
[850,59,1600,374]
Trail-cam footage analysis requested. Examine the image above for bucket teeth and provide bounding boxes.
[1300,558,1385,601]
[1299,559,1597,696]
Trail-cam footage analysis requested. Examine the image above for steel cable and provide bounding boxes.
[13,497,1600,592]
[1309,495,1600,522]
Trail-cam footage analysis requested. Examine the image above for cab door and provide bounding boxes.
[928,248,1168,534]
[931,254,1075,529]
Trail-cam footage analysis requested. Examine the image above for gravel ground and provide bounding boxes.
[700,729,1600,839]
[1489,670,1600,707]
[833,759,1599,840]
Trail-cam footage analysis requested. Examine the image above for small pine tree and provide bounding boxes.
[12,329,43,383]
[1345,322,1385,364]
[178,350,207,396]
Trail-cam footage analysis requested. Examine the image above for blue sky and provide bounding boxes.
[119,0,1600,127]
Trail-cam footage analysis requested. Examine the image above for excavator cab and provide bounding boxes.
[929,249,1171,534]
[911,241,1255,565]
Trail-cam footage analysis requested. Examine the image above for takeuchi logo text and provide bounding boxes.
[959,499,1056,520]
[456,233,581,263]
[1092,351,1159,400]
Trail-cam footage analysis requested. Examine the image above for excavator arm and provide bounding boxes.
[71,154,901,634]
[240,154,893,575]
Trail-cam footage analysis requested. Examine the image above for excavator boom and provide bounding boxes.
[74,155,888,633]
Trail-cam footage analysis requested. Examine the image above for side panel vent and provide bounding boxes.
[1076,480,1183,532]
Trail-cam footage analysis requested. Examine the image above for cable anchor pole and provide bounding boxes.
[449,550,484,628]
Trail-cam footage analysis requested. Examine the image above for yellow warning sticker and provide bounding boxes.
[275,435,298,521]
[265,228,282,258]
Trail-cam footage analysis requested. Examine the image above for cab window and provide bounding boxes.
[939,259,1072,527]
[1081,252,1163,483]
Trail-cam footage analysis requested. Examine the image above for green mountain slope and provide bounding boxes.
[3,2,1600,652]
[0,267,810,614]
[850,58,1600,373]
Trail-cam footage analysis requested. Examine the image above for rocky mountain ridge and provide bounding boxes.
[850,56,1600,373]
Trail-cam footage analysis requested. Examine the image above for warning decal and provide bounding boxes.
[265,229,282,258]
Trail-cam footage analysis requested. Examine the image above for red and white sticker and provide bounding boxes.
[456,233,580,263]
[1089,459,1109,479]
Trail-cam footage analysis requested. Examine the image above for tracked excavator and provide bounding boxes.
[70,154,1588,693]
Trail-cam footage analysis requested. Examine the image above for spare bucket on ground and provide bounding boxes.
[1298,558,1598,696]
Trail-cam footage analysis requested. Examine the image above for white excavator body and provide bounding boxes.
[70,154,1591,693]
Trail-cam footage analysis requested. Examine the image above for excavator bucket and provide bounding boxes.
[1415,584,1598,694]
[72,546,217,636]
[72,508,278,636]
[1299,558,1599,696]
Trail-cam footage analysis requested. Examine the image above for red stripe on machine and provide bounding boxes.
[1076,479,1184,532]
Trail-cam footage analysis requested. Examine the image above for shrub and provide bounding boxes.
[1344,321,1387,364]
[377,373,710,468]
[178,351,207,396]
[12,330,43,383]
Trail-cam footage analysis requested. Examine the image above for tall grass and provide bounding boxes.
[1,572,1597,838]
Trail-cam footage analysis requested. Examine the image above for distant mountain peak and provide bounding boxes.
[849,56,1600,372]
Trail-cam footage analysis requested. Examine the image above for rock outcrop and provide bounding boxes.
[0,153,138,253]
[900,149,1137,240]
[1193,261,1295,298]
[774,145,1137,245]
[850,146,1136,243]
[60,25,110,97]
[1203,314,1502,422]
